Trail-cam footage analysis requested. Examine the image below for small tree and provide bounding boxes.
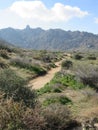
[87,55,96,60]
[0,98,46,130]
[61,60,73,69]
[74,54,83,60]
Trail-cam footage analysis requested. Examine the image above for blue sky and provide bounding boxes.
[0,0,98,34]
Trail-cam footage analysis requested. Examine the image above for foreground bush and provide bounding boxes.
[0,98,80,130]
[43,104,79,130]
[0,69,36,107]
[0,49,9,59]
[0,61,9,69]
[0,99,46,130]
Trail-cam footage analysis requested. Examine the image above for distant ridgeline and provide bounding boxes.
[0,25,98,50]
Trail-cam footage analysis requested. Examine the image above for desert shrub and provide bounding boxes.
[75,65,98,90]
[0,49,9,59]
[53,87,62,93]
[44,63,56,71]
[43,104,78,130]
[0,44,13,53]
[43,96,72,106]
[10,58,47,76]
[0,61,9,69]
[49,63,56,68]
[43,98,58,106]
[0,69,36,107]
[39,51,61,63]
[51,72,84,90]
[37,82,65,95]
[37,83,52,95]
[0,99,46,130]
[59,96,72,105]
[0,41,19,53]
[87,54,96,60]
[41,55,51,63]
[74,54,83,60]
[52,83,66,93]
[61,60,73,69]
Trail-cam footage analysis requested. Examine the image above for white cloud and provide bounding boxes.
[0,0,88,29]
[95,18,98,24]
[10,1,88,21]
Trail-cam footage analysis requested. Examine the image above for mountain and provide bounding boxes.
[0,38,15,49]
[0,26,98,50]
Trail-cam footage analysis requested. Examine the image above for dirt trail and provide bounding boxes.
[28,60,62,90]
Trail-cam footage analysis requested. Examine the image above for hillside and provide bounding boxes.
[0,26,98,50]
[0,39,14,48]
[0,39,63,80]
[1,40,98,129]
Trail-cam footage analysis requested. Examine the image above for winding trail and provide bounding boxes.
[28,60,63,90]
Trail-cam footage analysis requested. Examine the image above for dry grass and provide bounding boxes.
[0,98,46,130]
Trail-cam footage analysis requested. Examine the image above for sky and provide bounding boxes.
[0,0,98,34]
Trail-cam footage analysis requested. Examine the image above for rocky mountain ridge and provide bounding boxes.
[0,26,98,50]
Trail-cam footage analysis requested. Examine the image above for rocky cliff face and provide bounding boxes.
[0,26,98,50]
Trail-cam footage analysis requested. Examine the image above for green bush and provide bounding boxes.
[0,61,9,69]
[10,58,47,76]
[0,69,36,107]
[59,96,72,105]
[43,98,58,106]
[53,87,62,93]
[87,55,96,60]
[37,83,52,95]
[43,96,72,106]
[53,73,84,90]
[49,63,56,68]
[61,60,73,69]
[74,54,83,60]
[37,82,64,95]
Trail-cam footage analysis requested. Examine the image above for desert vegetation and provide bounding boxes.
[37,51,98,129]
[1,42,98,129]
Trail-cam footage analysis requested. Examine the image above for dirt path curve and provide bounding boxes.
[28,60,63,90]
